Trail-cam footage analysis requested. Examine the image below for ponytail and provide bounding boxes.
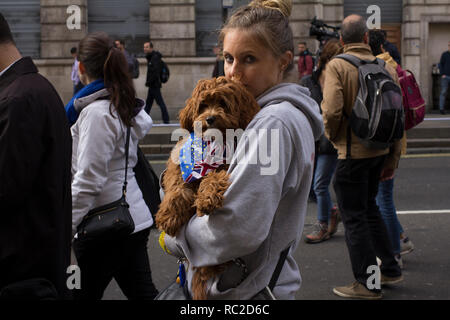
[78,32,136,127]
[103,47,136,127]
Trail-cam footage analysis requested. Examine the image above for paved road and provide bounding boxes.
[101,154,450,300]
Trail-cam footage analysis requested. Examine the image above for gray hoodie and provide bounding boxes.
[164,83,323,299]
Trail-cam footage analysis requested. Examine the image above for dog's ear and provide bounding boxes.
[179,78,213,131]
[179,99,194,132]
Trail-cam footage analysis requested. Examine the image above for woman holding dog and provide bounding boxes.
[70,32,158,300]
[162,0,323,299]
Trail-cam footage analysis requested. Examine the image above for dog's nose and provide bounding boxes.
[206,116,216,125]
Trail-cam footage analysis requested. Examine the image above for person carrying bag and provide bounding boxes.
[70,32,159,300]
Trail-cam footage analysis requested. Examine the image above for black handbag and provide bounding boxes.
[76,127,135,245]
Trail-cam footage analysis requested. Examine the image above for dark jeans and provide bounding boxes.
[73,228,158,300]
[376,178,402,255]
[333,156,401,289]
[145,87,170,123]
[439,76,450,111]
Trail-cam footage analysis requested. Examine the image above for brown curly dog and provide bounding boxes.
[155,76,260,300]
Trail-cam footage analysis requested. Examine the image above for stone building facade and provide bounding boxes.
[3,0,450,122]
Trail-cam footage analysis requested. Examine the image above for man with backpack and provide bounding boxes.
[143,41,170,124]
[321,15,403,300]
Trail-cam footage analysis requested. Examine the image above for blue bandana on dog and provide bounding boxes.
[180,132,225,183]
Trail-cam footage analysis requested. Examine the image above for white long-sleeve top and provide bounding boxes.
[71,89,154,235]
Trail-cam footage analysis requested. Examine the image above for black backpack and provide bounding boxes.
[160,59,170,84]
[335,54,404,151]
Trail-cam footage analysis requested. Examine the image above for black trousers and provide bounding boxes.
[333,156,401,288]
[73,228,158,300]
[145,87,170,124]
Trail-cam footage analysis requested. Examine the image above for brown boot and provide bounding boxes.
[328,206,341,236]
[333,282,382,300]
[305,221,330,243]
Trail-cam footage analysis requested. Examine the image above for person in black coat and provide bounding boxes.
[381,30,401,65]
[143,41,170,123]
[0,13,72,300]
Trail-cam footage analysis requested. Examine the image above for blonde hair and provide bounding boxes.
[220,0,294,71]
[248,0,292,17]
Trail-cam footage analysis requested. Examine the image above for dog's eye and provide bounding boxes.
[219,100,229,110]
[199,103,207,112]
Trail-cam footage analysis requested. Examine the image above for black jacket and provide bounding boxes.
[0,57,72,298]
[439,51,450,77]
[145,51,162,88]
[384,41,401,65]
[300,72,337,155]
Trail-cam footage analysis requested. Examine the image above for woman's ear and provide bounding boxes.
[279,51,294,76]
[78,61,88,85]
[78,61,85,75]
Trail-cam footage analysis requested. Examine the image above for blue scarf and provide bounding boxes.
[65,79,105,126]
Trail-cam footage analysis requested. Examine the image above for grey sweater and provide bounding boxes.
[165,83,323,299]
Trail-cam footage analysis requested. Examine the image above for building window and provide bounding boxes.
[88,0,149,56]
[0,0,41,58]
[343,0,402,24]
[195,0,251,57]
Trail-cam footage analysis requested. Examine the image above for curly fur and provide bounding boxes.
[155,77,260,300]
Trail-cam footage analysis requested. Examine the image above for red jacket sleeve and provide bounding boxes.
[297,56,302,78]
[306,55,314,75]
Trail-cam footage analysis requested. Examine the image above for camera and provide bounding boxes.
[309,17,340,45]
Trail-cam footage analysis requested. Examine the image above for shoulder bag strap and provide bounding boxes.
[268,245,291,291]
[122,126,131,197]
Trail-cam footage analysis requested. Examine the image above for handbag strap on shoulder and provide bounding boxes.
[268,245,291,291]
[122,126,131,197]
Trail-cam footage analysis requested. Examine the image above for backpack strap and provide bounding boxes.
[335,54,383,68]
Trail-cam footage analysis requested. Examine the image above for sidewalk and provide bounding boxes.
[141,114,450,157]
[406,114,450,154]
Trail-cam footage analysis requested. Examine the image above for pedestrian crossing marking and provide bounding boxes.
[402,153,450,158]
[397,210,450,215]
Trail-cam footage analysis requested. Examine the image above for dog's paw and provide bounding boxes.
[195,171,231,216]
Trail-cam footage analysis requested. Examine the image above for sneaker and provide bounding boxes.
[395,254,404,269]
[377,255,403,269]
[328,206,341,236]
[376,256,382,267]
[380,274,403,285]
[333,282,382,300]
[304,221,330,243]
[400,237,414,256]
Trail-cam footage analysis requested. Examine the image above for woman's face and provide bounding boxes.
[223,29,291,98]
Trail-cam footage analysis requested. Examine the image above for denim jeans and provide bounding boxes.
[376,178,401,255]
[313,153,338,223]
[145,87,170,123]
[333,156,401,288]
[439,76,450,111]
